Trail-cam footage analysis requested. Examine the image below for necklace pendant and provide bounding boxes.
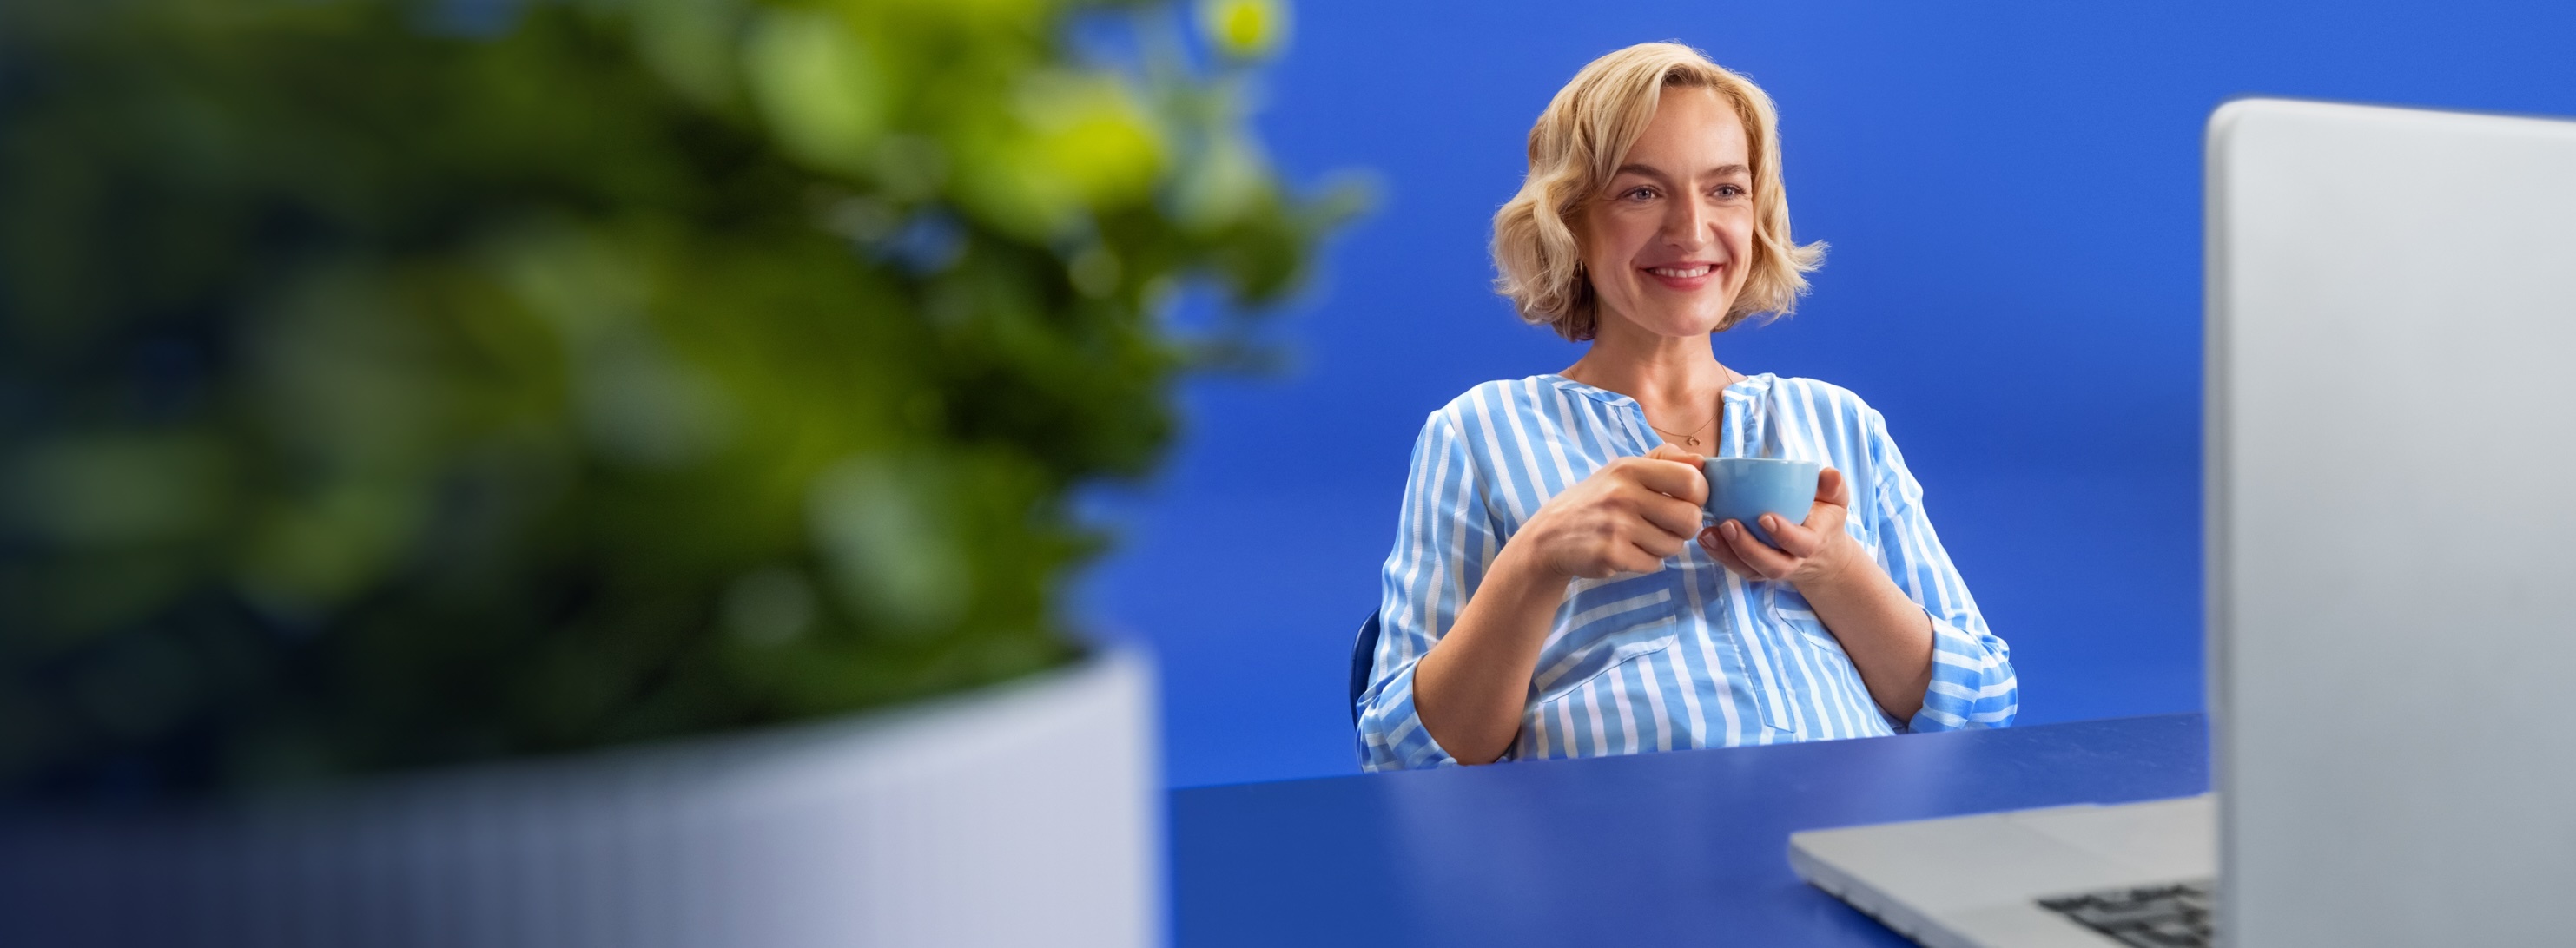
[1685,436,1701,447]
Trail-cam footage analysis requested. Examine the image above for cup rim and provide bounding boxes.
[1701,457,1820,467]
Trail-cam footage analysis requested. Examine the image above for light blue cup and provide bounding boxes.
[1701,458,1822,549]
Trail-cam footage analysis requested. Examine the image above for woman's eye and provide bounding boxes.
[1714,184,1747,199]
[1622,187,1657,201]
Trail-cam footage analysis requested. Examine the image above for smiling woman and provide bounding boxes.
[1353,43,2017,770]
[1492,44,1822,344]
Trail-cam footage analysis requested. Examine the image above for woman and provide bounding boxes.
[1356,43,2017,770]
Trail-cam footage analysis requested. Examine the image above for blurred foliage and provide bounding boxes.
[0,0,1353,798]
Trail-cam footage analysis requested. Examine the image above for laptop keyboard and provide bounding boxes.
[2037,879,2214,948]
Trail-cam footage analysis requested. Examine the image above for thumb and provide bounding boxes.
[1816,466,1851,508]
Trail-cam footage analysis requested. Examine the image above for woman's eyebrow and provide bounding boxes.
[1612,162,1750,179]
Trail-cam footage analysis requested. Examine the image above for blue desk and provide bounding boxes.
[1172,714,2207,946]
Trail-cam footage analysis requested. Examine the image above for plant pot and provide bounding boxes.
[0,647,1160,948]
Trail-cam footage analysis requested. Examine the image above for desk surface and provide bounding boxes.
[1171,714,2208,947]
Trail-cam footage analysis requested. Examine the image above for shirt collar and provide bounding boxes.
[1539,372,1775,407]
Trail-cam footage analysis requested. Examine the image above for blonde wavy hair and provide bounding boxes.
[1492,43,1826,341]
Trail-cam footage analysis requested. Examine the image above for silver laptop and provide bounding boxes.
[1789,97,2576,948]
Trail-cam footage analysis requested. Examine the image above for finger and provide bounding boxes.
[1628,536,1689,566]
[1644,443,1706,466]
[1723,519,1799,579]
[1628,517,1689,556]
[1760,512,1827,559]
[1700,526,1757,576]
[1608,544,1667,575]
[1632,490,1705,540]
[1624,455,1708,504]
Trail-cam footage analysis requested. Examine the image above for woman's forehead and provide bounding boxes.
[1618,92,1750,176]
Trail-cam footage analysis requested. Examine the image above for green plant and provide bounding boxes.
[0,0,1353,798]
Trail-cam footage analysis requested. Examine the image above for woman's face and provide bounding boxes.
[1579,87,1756,339]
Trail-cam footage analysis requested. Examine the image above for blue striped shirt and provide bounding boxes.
[1357,372,2017,771]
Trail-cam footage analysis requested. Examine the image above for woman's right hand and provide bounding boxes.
[1512,444,1708,580]
[1411,443,1707,765]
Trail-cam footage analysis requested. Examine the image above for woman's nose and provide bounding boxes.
[1662,197,1710,249]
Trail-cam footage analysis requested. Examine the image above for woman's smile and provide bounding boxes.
[1643,261,1722,290]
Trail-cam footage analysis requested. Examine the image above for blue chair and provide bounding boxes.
[1348,610,1382,725]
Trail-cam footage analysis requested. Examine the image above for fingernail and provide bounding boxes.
[1761,515,1778,530]
[1720,521,1738,538]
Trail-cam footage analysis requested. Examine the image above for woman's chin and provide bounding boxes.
[1598,296,1739,341]
[1634,312,1734,339]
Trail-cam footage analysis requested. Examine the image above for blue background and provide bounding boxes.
[1076,0,2576,789]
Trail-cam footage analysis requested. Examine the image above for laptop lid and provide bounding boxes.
[2206,98,2576,946]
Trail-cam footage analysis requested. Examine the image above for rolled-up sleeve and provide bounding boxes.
[1863,409,2018,732]
[1355,411,1498,771]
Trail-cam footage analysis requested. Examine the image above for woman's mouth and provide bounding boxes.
[1643,262,1719,289]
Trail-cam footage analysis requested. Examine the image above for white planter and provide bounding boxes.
[0,647,1159,948]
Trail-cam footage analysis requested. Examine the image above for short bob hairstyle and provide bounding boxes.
[1492,43,1825,341]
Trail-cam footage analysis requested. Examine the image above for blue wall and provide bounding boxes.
[1077,0,2576,788]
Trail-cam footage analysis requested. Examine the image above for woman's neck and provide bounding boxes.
[1559,319,1740,431]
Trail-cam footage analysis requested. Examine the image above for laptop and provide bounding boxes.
[1787,97,2576,948]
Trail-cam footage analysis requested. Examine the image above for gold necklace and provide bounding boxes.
[1648,415,1714,448]
[1644,370,1740,450]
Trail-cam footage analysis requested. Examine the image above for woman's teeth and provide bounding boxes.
[1648,265,1712,278]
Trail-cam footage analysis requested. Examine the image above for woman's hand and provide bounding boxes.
[1515,444,1709,581]
[1699,466,1864,589]
[1697,466,1936,720]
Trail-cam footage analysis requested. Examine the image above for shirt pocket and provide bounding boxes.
[1762,586,1895,737]
[1766,587,1846,655]
[1528,584,1679,706]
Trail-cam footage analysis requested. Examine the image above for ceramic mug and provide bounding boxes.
[1701,458,1822,549]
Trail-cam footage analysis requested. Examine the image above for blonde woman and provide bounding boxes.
[1356,43,2016,769]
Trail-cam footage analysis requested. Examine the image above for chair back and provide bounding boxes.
[1346,610,1382,725]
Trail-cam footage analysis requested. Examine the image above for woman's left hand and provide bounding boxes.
[1699,466,1864,588]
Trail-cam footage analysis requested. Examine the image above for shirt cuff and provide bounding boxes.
[1908,615,2019,732]
[1355,658,1462,771]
